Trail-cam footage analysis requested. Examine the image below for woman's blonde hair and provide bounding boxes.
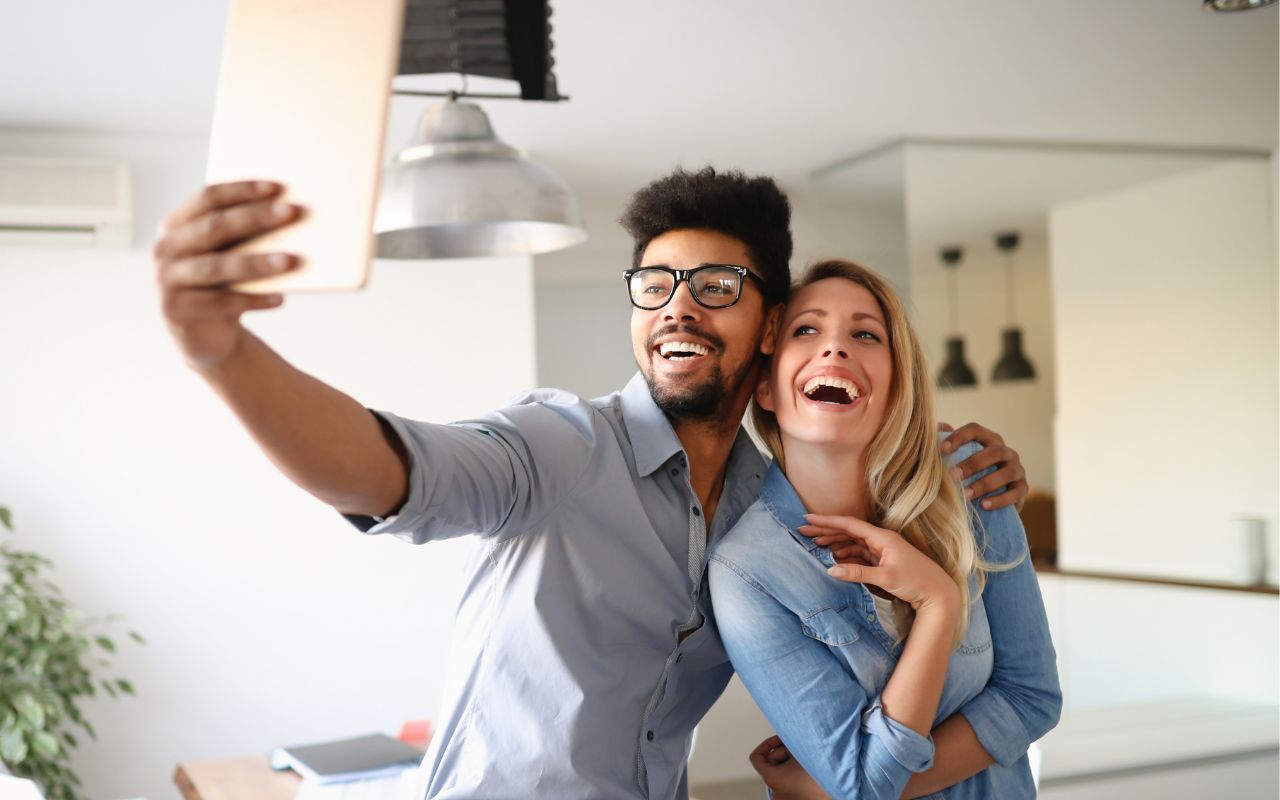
[751,259,1009,643]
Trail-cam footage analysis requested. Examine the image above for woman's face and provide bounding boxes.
[760,277,894,453]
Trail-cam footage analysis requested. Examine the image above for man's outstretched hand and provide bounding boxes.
[938,421,1028,512]
[154,180,302,370]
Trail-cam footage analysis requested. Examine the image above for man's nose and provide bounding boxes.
[663,281,702,321]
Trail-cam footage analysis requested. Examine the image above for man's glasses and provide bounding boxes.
[623,264,765,310]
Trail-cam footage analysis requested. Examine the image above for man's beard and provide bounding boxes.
[642,323,761,422]
[646,362,727,420]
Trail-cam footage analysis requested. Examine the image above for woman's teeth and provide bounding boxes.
[802,376,859,404]
[659,341,710,359]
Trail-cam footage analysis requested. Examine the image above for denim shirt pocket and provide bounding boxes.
[799,604,862,647]
[956,597,993,655]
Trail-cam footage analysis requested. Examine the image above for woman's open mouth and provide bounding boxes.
[800,375,861,406]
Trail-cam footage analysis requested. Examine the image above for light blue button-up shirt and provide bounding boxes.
[708,441,1062,799]
[349,373,766,799]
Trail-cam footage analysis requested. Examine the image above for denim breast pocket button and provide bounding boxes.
[800,606,861,647]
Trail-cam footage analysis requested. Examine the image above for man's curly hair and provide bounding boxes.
[619,166,792,306]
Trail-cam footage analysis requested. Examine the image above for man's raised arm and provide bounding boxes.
[154,180,407,517]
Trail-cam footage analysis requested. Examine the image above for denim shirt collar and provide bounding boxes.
[760,460,822,555]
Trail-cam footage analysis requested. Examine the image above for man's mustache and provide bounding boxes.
[645,324,726,353]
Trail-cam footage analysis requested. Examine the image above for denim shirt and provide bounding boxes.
[708,440,1062,800]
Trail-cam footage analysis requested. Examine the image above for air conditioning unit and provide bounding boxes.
[0,157,132,249]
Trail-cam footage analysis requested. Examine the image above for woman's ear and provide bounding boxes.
[755,375,775,412]
[761,303,783,355]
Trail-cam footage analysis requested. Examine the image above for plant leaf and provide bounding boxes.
[116,679,135,696]
[94,635,115,653]
[0,507,11,531]
[31,731,60,757]
[0,726,27,765]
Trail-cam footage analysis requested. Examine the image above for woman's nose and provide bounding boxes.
[822,344,848,359]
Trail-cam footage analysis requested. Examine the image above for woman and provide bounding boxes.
[708,260,1061,799]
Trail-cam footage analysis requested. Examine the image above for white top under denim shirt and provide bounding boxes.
[345,373,765,800]
[708,439,1062,799]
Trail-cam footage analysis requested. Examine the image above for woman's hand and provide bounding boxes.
[801,514,960,613]
[749,735,830,800]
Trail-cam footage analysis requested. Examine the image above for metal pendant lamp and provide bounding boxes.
[991,232,1037,382]
[376,98,586,258]
[937,246,978,389]
[375,0,587,259]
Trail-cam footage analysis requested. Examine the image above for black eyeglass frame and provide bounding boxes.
[622,264,766,310]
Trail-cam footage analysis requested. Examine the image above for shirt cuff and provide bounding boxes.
[958,688,1031,767]
[861,698,936,773]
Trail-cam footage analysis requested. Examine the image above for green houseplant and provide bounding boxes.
[0,506,142,799]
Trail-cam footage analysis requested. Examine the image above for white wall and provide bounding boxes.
[0,130,537,799]
[1050,158,1278,583]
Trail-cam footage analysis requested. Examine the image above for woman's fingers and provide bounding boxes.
[803,514,896,546]
[827,561,888,585]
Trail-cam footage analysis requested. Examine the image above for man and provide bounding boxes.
[153,167,1027,799]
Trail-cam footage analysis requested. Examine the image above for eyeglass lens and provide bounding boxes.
[629,267,742,309]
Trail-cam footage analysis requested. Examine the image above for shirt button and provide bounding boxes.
[679,455,687,466]
[647,730,655,741]
[671,468,679,476]
[692,507,701,517]
[867,613,876,622]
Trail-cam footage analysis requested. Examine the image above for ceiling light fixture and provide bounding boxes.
[937,246,978,389]
[1202,0,1276,11]
[991,232,1036,383]
[375,0,587,260]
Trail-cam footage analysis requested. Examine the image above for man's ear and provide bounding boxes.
[755,375,775,412]
[761,303,783,355]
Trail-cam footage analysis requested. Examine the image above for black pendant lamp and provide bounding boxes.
[991,232,1036,382]
[937,246,978,389]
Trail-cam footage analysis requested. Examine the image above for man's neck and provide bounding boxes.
[783,438,872,521]
[671,412,743,527]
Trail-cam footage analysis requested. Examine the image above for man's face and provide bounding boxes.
[630,228,772,421]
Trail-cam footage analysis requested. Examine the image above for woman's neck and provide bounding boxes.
[781,437,872,520]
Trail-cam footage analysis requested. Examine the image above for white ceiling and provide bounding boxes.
[2,0,1276,192]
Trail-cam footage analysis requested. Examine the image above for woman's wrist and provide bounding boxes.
[914,582,961,617]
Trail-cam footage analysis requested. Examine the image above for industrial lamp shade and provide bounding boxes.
[375,100,588,259]
[938,336,978,388]
[992,328,1036,381]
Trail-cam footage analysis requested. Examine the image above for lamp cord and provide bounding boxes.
[948,266,959,335]
[1005,251,1016,325]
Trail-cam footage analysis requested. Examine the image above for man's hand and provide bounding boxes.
[749,736,829,800]
[938,422,1028,512]
[154,181,302,370]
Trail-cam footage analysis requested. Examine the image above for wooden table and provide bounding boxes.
[174,755,299,800]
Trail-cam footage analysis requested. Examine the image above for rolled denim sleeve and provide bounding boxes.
[957,503,1063,767]
[345,391,598,544]
[709,556,931,800]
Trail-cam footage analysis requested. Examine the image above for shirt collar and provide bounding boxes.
[620,372,685,476]
[760,460,821,554]
[619,372,767,485]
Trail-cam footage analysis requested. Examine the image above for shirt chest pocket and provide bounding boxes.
[800,605,862,647]
[956,598,993,655]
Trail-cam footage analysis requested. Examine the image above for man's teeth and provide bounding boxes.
[802,376,860,401]
[660,341,710,359]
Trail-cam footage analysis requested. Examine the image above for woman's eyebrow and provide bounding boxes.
[852,312,886,327]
